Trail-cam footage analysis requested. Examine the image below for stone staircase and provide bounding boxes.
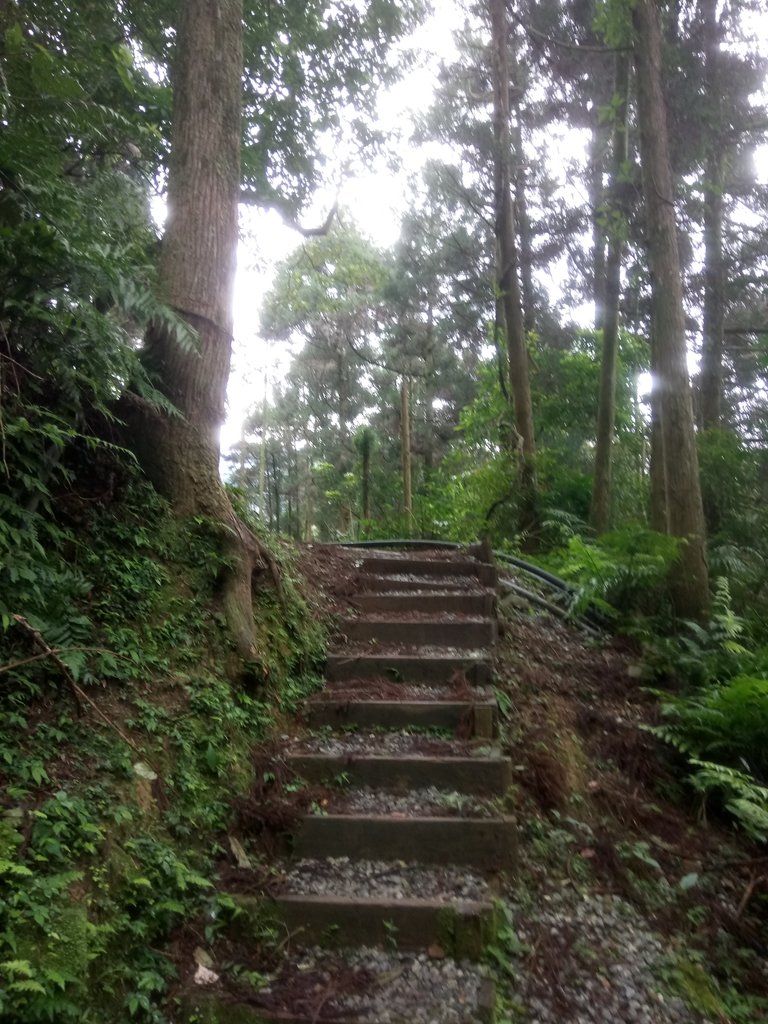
[187,549,514,1023]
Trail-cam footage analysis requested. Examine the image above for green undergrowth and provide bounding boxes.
[0,466,327,1022]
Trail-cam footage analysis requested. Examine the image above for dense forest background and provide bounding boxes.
[2,0,768,1019]
[228,0,768,620]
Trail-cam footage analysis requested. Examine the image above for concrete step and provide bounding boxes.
[357,574,474,593]
[241,893,496,959]
[305,696,496,738]
[360,556,497,587]
[326,651,492,686]
[294,813,516,871]
[355,590,496,616]
[340,617,496,649]
[286,751,512,795]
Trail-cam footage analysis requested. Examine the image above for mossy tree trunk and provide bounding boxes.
[126,0,270,657]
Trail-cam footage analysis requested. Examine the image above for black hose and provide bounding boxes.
[494,552,573,592]
[499,580,601,636]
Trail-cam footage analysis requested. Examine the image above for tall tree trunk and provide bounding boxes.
[361,439,371,526]
[633,0,709,617]
[698,0,725,430]
[590,53,630,535]
[510,84,536,336]
[423,302,435,473]
[648,377,669,533]
[258,378,267,516]
[271,450,280,534]
[140,0,242,513]
[700,150,725,429]
[488,0,537,542]
[122,0,273,656]
[400,376,413,529]
[590,114,609,332]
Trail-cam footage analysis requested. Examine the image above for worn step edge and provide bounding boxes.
[293,814,516,871]
[231,893,496,960]
[305,698,496,738]
[355,591,497,616]
[181,978,496,1024]
[326,653,492,686]
[286,752,512,795]
[340,618,497,648]
[357,575,477,593]
[360,557,497,587]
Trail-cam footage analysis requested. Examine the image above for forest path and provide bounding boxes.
[182,548,725,1024]
[187,547,507,1023]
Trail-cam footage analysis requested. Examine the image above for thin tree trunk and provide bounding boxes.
[699,0,725,430]
[362,442,371,524]
[271,449,280,534]
[401,376,413,529]
[259,435,266,516]
[633,0,709,616]
[489,0,537,542]
[590,53,630,535]
[423,302,435,473]
[258,378,267,515]
[590,116,609,333]
[303,452,314,541]
[511,83,536,336]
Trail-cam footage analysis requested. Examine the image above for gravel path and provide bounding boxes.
[335,947,489,1023]
[503,885,714,1024]
[279,857,491,902]
[254,946,489,1023]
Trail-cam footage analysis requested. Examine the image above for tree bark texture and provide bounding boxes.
[140,0,242,516]
[633,0,709,616]
[124,0,278,657]
[590,53,630,536]
[488,0,537,542]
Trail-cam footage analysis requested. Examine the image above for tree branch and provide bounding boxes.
[240,192,339,237]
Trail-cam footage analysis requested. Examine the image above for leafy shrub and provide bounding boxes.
[543,526,679,619]
[653,676,768,782]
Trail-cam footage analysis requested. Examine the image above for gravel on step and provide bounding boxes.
[319,683,494,701]
[331,946,488,1023]
[292,731,496,757]
[360,572,487,589]
[343,611,490,623]
[504,886,715,1024]
[278,857,491,902]
[324,785,498,819]
[333,643,491,658]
